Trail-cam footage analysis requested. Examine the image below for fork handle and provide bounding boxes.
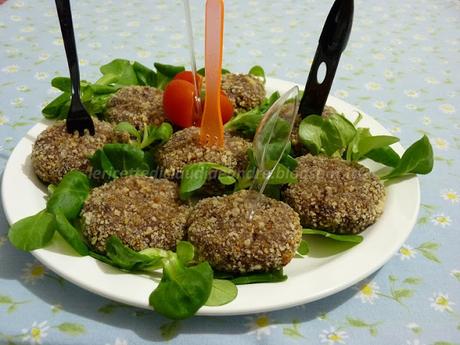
[204,0,224,104]
[55,0,81,98]
[200,0,224,146]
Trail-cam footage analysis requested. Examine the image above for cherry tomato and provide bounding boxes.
[219,92,234,124]
[201,92,234,125]
[163,79,196,128]
[163,74,234,128]
[174,71,203,91]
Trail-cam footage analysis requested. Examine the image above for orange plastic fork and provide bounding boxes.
[200,0,225,147]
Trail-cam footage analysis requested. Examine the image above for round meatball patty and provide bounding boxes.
[187,190,302,273]
[81,176,189,253]
[105,85,165,129]
[31,119,123,184]
[283,154,386,234]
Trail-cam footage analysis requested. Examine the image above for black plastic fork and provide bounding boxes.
[299,0,354,118]
[55,0,95,135]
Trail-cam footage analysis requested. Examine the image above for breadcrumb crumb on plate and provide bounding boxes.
[1,78,420,316]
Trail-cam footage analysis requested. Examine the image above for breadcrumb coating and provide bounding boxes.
[221,73,265,113]
[81,176,189,253]
[31,119,124,184]
[105,85,165,129]
[283,154,386,234]
[155,126,251,179]
[187,190,302,273]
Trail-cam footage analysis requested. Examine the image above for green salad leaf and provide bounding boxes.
[248,65,266,84]
[321,115,357,156]
[96,59,139,86]
[149,253,213,320]
[237,149,297,192]
[298,115,323,154]
[196,67,230,76]
[105,236,164,271]
[176,241,195,265]
[154,62,185,89]
[205,279,238,306]
[43,76,122,120]
[114,122,140,140]
[90,144,150,182]
[8,210,56,251]
[279,153,298,171]
[298,112,433,180]
[42,92,71,119]
[381,135,433,180]
[132,61,157,86]
[297,239,310,255]
[52,76,72,92]
[55,212,89,256]
[265,163,297,185]
[179,162,239,200]
[346,127,399,161]
[42,59,185,119]
[46,171,90,220]
[302,228,363,243]
[230,270,287,285]
[364,146,401,167]
[9,171,91,251]
[224,91,280,137]
[140,123,173,148]
[115,122,173,149]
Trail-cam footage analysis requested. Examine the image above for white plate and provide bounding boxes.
[1,78,420,316]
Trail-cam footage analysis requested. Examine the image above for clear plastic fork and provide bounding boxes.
[247,86,300,220]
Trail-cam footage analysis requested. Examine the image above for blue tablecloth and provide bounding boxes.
[1,0,459,344]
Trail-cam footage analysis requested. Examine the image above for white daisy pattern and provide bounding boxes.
[373,100,386,109]
[431,214,452,228]
[319,327,348,345]
[21,262,47,284]
[106,338,128,345]
[398,245,417,260]
[441,189,459,203]
[365,82,382,91]
[424,77,440,84]
[2,64,20,73]
[245,314,277,340]
[429,292,455,312]
[404,89,419,98]
[406,340,425,345]
[16,85,30,92]
[34,72,49,80]
[450,269,460,281]
[0,115,9,126]
[438,104,455,114]
[11,97,24,108]
[334,89,349,98]
[383,70,395,80]
[21,321,49,345]
[355,281,380,304]
[406,322,422,334]
[434,138,449,150]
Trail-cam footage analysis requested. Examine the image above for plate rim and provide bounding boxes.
[1,77,420,316]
